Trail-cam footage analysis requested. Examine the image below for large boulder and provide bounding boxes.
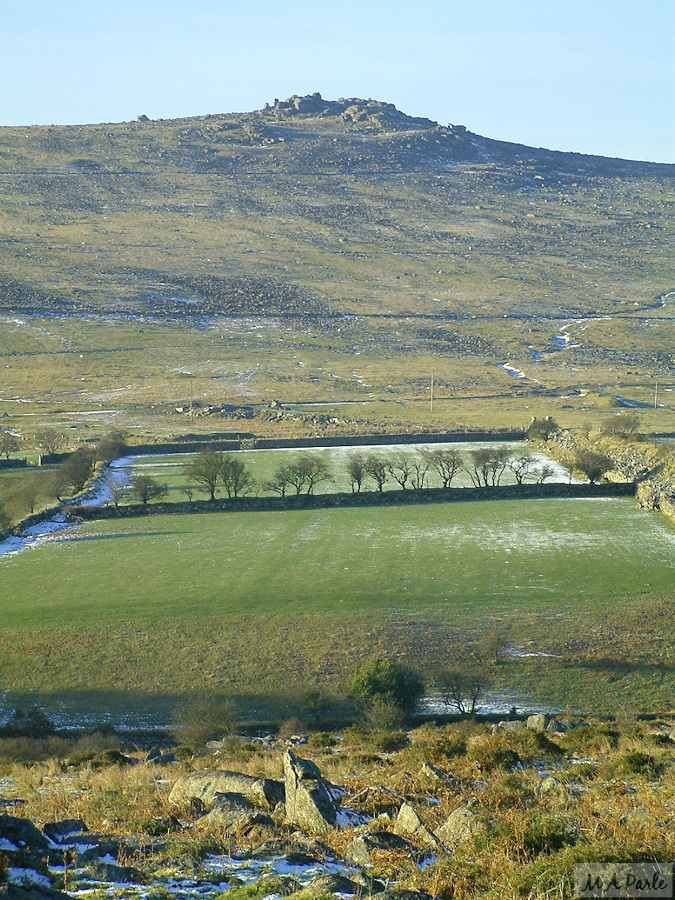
[346,832,413,866]
[283,750,337,834]
[527,714,547,732]
[393,803,439,848]
[536,776,570,806]
[195,792,271,832]
[168,770,283,811]
[434,806,483,848]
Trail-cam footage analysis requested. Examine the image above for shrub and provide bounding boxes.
[277,717,306,739]
[613,751,658,777]
[349,658,424,716]
[307,732,336,749]
[2,706,55,738]
[173,697,237,749]
[522,815,577,855]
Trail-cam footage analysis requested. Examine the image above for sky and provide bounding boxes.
[1,0,673,163]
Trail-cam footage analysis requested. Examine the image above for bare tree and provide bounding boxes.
[423,447,463,488]
[0,430,20,460]
[468,447,511,487]
[388,452,412,490]
[186,449,222,500]
[410,453,430,490]
[95,429,128,464]
[265,462,294,497]
[345,451,367,493]
[480,621,510,665]
[509,453,537,484]
[285,454,332,495]
[221,454,254,498]
[533,463,556,483]
[364,454,388,492]
[131,474,169,505]
[437,667,487,715]
[34,427,67,458]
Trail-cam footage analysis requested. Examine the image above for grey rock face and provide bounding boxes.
[393,803,439,848]
[433,806,483,848]
[527,714,548,732]
[283,749,337,834]
[168,770,283,810]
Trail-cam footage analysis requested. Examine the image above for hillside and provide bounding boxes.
[0,94,673,437]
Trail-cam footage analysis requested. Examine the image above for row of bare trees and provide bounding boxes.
[129,443,615,507]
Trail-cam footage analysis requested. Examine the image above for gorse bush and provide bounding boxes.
[349,658,424,716]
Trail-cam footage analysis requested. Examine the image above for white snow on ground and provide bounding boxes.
[8,868,52,888]
[0,458,132,558]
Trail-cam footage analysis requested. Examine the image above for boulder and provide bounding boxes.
[41,820,88,843]
[195,792,268,832]
[393,803,439,848]
[527,714,547,732]
[420,763,457,785]
[84,861,145,884]
[283,750,337,834]
[433,806,483,848]
[536,776,570,806]
[492,720,524,734]
[346,832,412,866]
[304,874,363,896]
[546,719,567,734]
[168,770,283,810]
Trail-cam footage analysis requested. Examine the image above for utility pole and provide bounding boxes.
[654,379,658,409]
[430,372,434,414]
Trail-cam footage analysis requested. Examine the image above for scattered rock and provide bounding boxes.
[492,720,525,734]
[393,803,439,848]
[434,806,483,848]
[536,776,570,806]
[84,861,146,884]
[527,714,548,732]
[195,792,269,832]
[546,719,567,734]
[169,770,283,810]
[420,762,457,785]
[303,873,363,896]
[346,832,412,865]
[283,750,337,834]
[42,820,88,842]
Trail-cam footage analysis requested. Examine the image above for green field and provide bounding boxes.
[1,497,674,723]
[122,441,570,501]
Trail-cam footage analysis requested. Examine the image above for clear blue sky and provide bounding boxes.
[2,0,673,162]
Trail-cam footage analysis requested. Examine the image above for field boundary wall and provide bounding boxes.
[69,480,635,521]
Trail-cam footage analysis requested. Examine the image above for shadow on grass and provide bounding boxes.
[59,530,193,543]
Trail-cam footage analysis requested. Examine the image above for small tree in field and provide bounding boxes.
[350,658,424,716]
[345,451,367,492]
[186,450,222,500]
[574,450,613,484]
[0,430,19,460]
[220,454,254,498]
[424,447,463,487]
[34,427,67,457]
[364,455,388,492]
[131,474,168,505]
[388,452,412,489]
[437,667,487,714]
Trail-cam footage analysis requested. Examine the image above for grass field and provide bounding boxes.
[1,498,674,723]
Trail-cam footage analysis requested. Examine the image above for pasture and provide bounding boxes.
[1,497,674,724]
[121,441,571,502]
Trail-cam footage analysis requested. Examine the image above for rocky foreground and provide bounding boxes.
[2,713,675,900]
